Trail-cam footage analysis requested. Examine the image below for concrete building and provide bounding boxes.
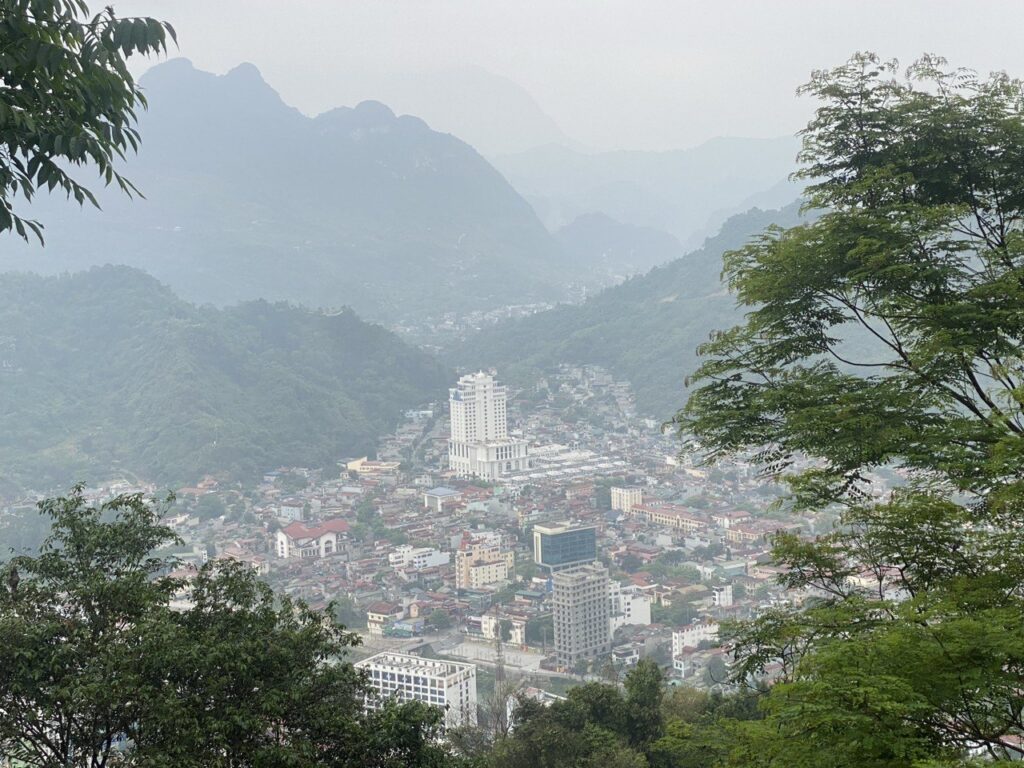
[672,621,720,656]
[713,584,734,608]
[608,582,653,632]
[448,371,529,480]
[455,540,515,590]
[610,486,643,513]
[356,652,478,729]
[388,545,451,571]
[533,523,597,573]
[552,563,612,669]
[275,519,349,559]
[479,612,527,646]
[628,502,706,533]
[366,601,405,636]
[423,486,461,512]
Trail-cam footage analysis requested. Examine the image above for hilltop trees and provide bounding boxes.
[0,0,176,241]
[675,53,1024,765]
[0,488,453,767]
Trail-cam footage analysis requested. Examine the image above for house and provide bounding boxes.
[366,601,405,636]
[275,519,349,559]
[423,487,462,512]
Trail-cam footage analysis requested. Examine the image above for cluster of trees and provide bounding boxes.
[0,488,452,766]
[675,54,1024,765]
[0,266,449,495]
[449,662,764,768]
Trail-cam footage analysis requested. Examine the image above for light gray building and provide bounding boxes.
[552,563,611,670]
[355,651,478,729]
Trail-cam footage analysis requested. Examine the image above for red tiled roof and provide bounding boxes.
[281,518,350,540]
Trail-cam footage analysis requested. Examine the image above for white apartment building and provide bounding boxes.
[672,621,721,656]
[713,584,734,608]
[448,371,529,480]
[552,563,612,669]
[479,612,527,645]
[388,545,451,571]
[356,652,478,729]
[608,582,653,633]
[610,486,643,513]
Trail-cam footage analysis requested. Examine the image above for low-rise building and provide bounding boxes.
[423,487,462,512]
[356,652,478,729]
[609,582,653,632]
[672,621,720,657]
[366,601,405,636]
[275,519,349,559]
[388,545,451,570]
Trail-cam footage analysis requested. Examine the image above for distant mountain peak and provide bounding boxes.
[353,100,395,120]
[224,61,266,84]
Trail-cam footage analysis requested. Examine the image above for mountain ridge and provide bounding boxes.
[0,266,450,495]
[1,58,572,324]
[450,202,806,420]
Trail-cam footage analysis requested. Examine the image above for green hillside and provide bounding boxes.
[451,203,805,421]
[0,267,450,494]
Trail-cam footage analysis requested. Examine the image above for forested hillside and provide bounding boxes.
[452,203,804,420]
[0,267,449,493]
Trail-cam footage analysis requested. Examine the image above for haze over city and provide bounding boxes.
[3,2,1024,766]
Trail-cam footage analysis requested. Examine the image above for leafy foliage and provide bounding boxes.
[0,266,449,493]
[0,0,175,240]
[0,487,454,766]
[677,53,1024,766]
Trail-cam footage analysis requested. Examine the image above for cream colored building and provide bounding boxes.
[455,540,515,589]
[610,486,643,512]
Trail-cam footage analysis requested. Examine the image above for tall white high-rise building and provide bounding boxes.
[448,371,529,480]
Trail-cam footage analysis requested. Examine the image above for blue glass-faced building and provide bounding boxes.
[533,523,597,572]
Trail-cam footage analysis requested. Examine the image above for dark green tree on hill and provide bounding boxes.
[676,53,1024,766]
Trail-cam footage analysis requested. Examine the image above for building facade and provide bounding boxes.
[454,540,515,590]
[448,371,530,480]
[275,519,349,559]
[388,545,451,571]
[672,621,720,655]
[608,582,653,632]
[610,486,643,513]
[552,563,612,669]
[533,523,597,573]
[355,652,478,729]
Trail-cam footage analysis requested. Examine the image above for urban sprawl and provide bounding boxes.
[2,366,905,727]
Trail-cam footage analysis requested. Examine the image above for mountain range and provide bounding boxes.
[450,202,806,420]
[492,138,801,248]
[2,59,571,324]
[0,266,449,495]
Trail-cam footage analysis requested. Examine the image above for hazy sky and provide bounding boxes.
[120,0,1024,152]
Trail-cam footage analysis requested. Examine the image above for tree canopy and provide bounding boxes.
[0,487,452,766]
[0,0,176,241]
[675,53,1024,766]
